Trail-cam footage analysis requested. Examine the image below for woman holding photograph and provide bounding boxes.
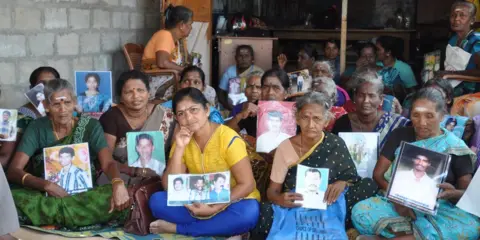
[6,79,131,229]
[77,73,111,113]
[100,70,175,178]
[352,88,480,240]
[251,92,378,239]
[148,87,260,237]
[332,68,410,149]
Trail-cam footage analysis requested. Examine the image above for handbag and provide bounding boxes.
[124,177,163,235]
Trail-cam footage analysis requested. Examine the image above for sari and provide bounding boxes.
[11,115,129,229]
[77,93,112,113]
[352,129,480,240]
[251,132,378,239]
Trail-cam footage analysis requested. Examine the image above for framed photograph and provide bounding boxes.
[422,50,441,83]
[0,109,18,142]
[25,83,46,116]
[295,165,329,210]
[441,115,468,139]
[167,171,231,206]
[74,71,113,113]
[387,142,451,215]
[339,132,379,178]
[227,77,248,106]
[126,131,166,176]
[256,101,297,153]
[43,143,93,195]
[288,69,311,94]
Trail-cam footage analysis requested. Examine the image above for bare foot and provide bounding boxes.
[149,220,176,234]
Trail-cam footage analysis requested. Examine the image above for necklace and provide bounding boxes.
[122,105,149,129]
[52,118,74,140]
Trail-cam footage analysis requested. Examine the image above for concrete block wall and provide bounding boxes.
[0,0,162,108]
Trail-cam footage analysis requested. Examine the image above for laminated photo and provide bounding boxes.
[0,109,18,142]
[228,77,248,106]
[339,132,379,178]
[25,83,46,116]
[43,143,93,195]
[288,69,312,94]
[256,101,297,153]
[126,131,166,176]
[295,165,329,210]
[441,115,468,139]
[387,142,451,215]
[167,171,231,206]
[75,71,113,113]
[422,50,441,83]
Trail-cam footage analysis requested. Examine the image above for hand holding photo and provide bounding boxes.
[167,171,231,206]
[127,131,166,176]
[387,142,451,215]
[256,101,297,153]
[25,83,46,116]
[0,109,18,142]
[295,165,329,210]
[75,71,112,113]
[43,143,93,195]
[339,132,379,178]
[288,69,311,94]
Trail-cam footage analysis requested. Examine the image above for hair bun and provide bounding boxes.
[164,4,174,20]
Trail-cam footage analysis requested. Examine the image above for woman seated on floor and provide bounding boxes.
[148,87,260,237]
[251,92,377,239]
[227,68,290,137]
[99,70,175,178]
[332,68,410,149]
[7,79,131,229]
[161,66,224,124]
[312,76,347,131]
[352,88,480,240]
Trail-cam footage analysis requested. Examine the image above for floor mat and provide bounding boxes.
[22,226,226,240]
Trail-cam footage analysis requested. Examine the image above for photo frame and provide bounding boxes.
[25,83,46,116]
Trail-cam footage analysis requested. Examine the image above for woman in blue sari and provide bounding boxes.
[161,66,224,124]
[352,88,480,240]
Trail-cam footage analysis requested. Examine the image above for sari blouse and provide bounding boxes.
[16,116,108,180]
[169,125,261,201]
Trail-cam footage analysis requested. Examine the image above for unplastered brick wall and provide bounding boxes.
[0,0,162,108]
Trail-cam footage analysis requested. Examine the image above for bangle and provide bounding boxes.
[111,178,124,186]
[22,173,31,185]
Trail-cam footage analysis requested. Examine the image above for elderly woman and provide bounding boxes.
[352,88,480,240]
[229,74,262,118]
[439,1,480,96]
[161,66,223,124]
[7,79,131,228]
[227,68,291,137]
[142,5,193,100]
[77,72,111,113]
[332,68,410,149]
[100,70,174,178]
[312,77,347,131]
[148,87,260,237]
[251,92,377,239]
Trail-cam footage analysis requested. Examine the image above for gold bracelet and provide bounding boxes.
[111,178,124,185]
[22,173,31,185]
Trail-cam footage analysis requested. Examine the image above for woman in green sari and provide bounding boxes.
[7,79,131,229]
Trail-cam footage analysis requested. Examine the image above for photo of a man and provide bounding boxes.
[57,147,90,194]
[0,110,17,141]
[209,173,230,202]
[188,176,209,201]
[169,177,189,201]
[257,111,293,153]
[296,167,327,210]
[389,149,442,211]
[129,133,165,176]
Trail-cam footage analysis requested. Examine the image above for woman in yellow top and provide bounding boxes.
[149,87,260,237]
[142,5,192,100]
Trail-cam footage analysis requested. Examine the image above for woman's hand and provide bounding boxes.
[438,182,464,200]
[324,180,347,205]
[174,127,193,149]
[109,182,132,213]
[134,167,158,177]
[44,181,69,198]
[275,192,303,208]
[277,54,287,70]
[185,202,220,217]
[392,97,403,114]
[393,202,416,220]
[239,102,258,119]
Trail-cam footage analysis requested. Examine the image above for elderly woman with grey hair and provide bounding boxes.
[7,79,132,229]
[332,68,410,149]
[252,92,378,238]
[313,77,347,131]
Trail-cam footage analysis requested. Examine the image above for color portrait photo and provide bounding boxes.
[75,71,112,113]
[295,165,329,210]
[25,83,46,116]
[43,143,93,195]
[0,109,18,142]
[127,131,166,176]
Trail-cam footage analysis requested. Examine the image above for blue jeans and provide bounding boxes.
[149,191,259,237]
